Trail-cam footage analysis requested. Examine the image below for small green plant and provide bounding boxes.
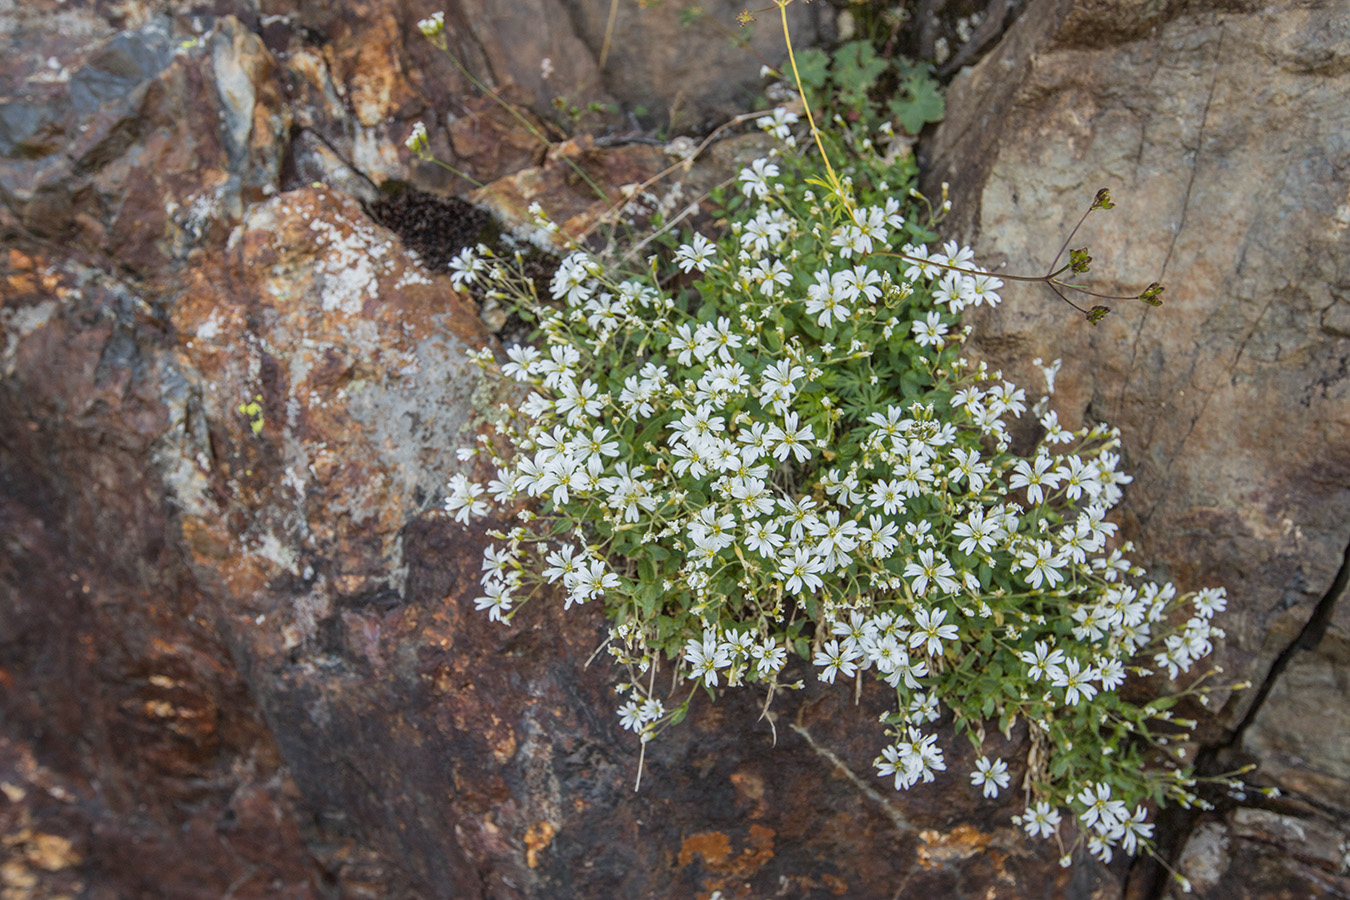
[789,37,944,138]
[238,394,264,435]
[410,0,1247,881]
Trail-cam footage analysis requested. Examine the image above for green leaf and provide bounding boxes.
[793,47,830,90]
[890,73,945,135]
[834,40,887,107]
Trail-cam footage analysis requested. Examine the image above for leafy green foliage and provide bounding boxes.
[794,39,944,136]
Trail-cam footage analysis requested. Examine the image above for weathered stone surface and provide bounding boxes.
[1242,633,1350,815]
[556,0,829,131]
[1171,807,1350,899]
[3,0,1346,897]
[0,11,290,282]
[0,249,323,900]
[2,178,1106,896]
[926,0,1350,891]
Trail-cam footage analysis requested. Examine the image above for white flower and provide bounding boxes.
[838,265,882,303]
[536,453,581,506]
[1118,805,1155,855]
[417,11,445,36]
[698,316,744,362]
[618,700,643,732]
[909,606,959,657]
[969,273,1003,307]
[778,495,819,542]
[814,638,861,684]
[910,311,948,348]
[674,233,717,272]
[473,579,512,622]
[756,106,799,141]
[448,246,485,289]
[1040,409,1073,444]
[948,447,991,494]
[804,270,851,326]
[640,698,665,723]
[556,377,603,425]
[1019,640,1066,683]
[953,507,998,556]
[903,548,959,597]
[444,473,488,523]
[987,381,1027,418]
[766,411,815,463]
[751,639,787,677]
[868,479,905,516]
[1192,587,1227,619]
[778,546,824,595]
[1052,657,1099,707]
[600,462,657,523]
[1009,454,1062,506]
[752,258,792,297]
[568,558,619,608]
[405,120,430,157]
[684,629,731,686]
[1076,782,1128,833]
[739,158,779,198]
[538,344,581,389]
[971,756,1010,798]
[1020,801,1062,839]
[1018,539,1066,589]
[542,544,581,587]
[1088,833,1116,863]
[807,509,860,567]
[501,344,541,382]
[1098,658,1126,691]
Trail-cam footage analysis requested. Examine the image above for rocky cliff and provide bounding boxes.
[1,1,1346,899]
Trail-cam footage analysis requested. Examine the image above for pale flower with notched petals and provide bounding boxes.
[1019,801,1062,839]
[684,629,731,687]
[778,545,824,595]
[904,548,960,597]
[738,157,779,198]
[910,311,948,348]
[674,233,717,272]
[909,607,959,657]
[814,638,861,684]
[444,473,488,523]
[971,756,1010,798]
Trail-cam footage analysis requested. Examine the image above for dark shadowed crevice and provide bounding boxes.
[366,184,495,272]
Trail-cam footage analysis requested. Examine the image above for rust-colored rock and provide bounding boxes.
[3,0,1345,897]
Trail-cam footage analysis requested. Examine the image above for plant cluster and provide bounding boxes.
[791,36,944,138]
[412,2,1248,881]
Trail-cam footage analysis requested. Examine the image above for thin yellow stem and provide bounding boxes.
[778,0,846,206]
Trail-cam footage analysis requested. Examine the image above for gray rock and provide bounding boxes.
[928,1,1350,893]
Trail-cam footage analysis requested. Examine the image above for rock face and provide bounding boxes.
[926,0,1350,895]
[2,1,1347,899]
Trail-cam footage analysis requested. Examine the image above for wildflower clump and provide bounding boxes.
[438,99,1238,866]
